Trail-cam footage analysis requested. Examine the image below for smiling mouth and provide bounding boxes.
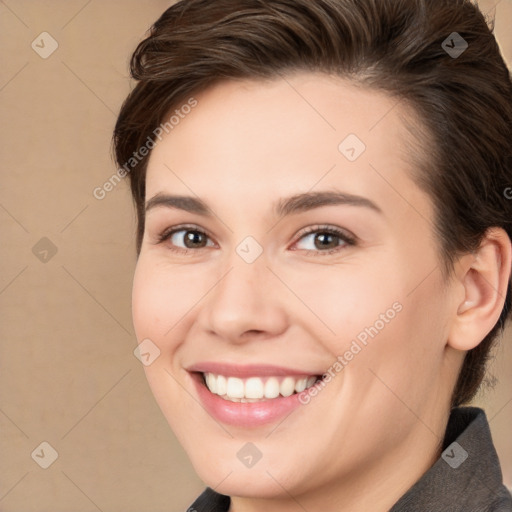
[200,372,322,402]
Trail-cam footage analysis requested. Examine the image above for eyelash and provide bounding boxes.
[155,223,357,256]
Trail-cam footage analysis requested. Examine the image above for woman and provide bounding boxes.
[113,0,512,510]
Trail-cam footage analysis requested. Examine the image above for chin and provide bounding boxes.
[190,441,309,498]
[201,467,296,499]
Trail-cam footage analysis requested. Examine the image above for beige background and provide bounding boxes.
[0,1,511,511]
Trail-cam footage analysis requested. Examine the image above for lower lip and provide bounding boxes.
[191,373,305,428]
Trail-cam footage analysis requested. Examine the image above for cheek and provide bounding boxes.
[283,257,449,382]
[278,261,402,350]
[131,264,165,343]
[338,267,451,410]
[131,257,208,346]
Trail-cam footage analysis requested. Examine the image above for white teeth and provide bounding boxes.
[203,373,318,400]
[294,377,307,393]
[216,375,227,396]
[206,373,217,394]
[280,376,296,397]
[306,376,317,388]
[226,377,245,398]
[245,377,264,399]
[264,377,280,399]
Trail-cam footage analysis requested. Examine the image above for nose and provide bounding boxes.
[197,253,289,344]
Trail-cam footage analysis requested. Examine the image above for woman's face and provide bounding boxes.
[132,72,462,500]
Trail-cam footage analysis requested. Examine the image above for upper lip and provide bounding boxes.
[187,362,321,378]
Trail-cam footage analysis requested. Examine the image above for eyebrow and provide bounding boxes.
[144,190,383,218]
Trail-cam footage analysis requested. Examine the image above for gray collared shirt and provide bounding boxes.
[188,407,512,511]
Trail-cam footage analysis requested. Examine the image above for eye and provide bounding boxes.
[155,223,356,256]
[292,225,356,255]
[156,224,216,253]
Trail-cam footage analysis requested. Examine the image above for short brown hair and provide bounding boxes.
[113,0,512,407]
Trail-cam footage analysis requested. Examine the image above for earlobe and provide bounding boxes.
[448,228,512,352]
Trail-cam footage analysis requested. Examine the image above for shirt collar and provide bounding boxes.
[390,406,511,511]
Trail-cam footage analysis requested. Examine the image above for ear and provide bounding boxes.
[447,227,512,351]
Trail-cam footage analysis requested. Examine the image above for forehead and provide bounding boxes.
[144,72,432,222]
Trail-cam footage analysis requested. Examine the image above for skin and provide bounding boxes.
[131,72,511,512]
